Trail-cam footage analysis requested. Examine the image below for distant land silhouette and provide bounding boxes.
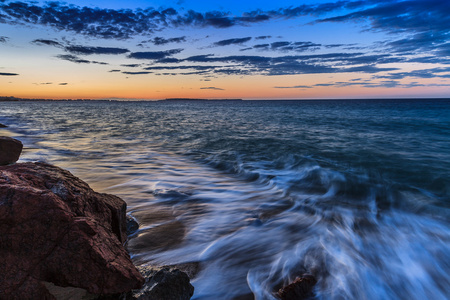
[0,96,244,102]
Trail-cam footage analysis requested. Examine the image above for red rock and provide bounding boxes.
[277,275,317,300]
[0,162,144,299]
[0,136,23,165]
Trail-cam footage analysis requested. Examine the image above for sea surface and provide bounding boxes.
[1,99,449,299]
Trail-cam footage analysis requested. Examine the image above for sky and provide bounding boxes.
[0,0,449,100]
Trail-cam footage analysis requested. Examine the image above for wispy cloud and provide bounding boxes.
[213,37,252,47]
[32,39,62,47]
[200,87,225,90]
[32,39,130,55]
[122,71,153,75]
[0,72,18,76]
[150,36,187,45]
[56,54,108,65]
[128,49,184,60]
[274,85,312,89]
[64,45,129,55]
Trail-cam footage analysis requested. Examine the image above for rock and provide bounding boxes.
[0,136,23,165]
[163,262,200,280]
[128,266,194,300]
[127,214,140,236]
[0,162,144,299]
[277,275,317,300]
[0,123,7,128]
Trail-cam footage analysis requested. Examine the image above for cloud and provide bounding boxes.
[109,69,121,72]
[0,72,18,76]
[56,54,108,65]
[131,51,400,77]
[200,86,224,90]
[1,1,166,39]
[274,78,450,90]
[274,85,312,89]
[128,49,183,59]
[1,0,448,64]
[144,65,221,71]
[315,0,450,55]
[269,41,321,52]
[120,64,141,67]
[242,40,321,52]
[316,0,450,35]
[0,2,271,39]
[59,82,68,85]
[64,45,129,55]
[150,36,186,45]
[213,37,252,46]
[253,44,269,49]
[32,39,130,55]
[57,55,90,64]
[122,71,153,75]
[0,36,9,43]
[32,39,63,47]
[374,67,450,80]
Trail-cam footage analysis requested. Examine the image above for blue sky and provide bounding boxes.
[0,0,449,99]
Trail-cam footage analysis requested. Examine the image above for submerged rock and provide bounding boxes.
[128,266,194,300]
[0,136,22,165]
[0,162,144,299]
[277,275,317,300]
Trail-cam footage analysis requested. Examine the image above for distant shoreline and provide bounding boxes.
[1,96,449,102]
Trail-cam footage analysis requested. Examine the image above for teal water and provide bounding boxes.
[1,99,449,299]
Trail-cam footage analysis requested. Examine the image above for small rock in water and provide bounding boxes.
[0,136,23,165]
[0,123,7,128]
[127,214,140,236]
[129,266,194,300]
[277,274,317,300]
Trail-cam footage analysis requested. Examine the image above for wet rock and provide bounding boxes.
[163,262,201,280]
[128,266,194,300]
[0,136,23,165]
[277,275,317,300]
[127,214,140,236]
[0,162,144,299]
[0,123,7,128]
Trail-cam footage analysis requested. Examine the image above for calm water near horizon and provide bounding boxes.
[1,99,449,299]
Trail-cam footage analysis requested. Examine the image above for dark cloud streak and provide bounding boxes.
[128,48,183,59]
[213,37,252,46]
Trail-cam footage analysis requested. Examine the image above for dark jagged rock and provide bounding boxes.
[163,262,201,280]
[128,266,194,300]
[277,275,317,300]
[0,136,22,165]
[0,162,144,299]
[0,123,7,128]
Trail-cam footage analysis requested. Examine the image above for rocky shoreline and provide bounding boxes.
[0,135,195,299]
[0,132,316,299]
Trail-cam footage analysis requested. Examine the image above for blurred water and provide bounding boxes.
[1,99,449,299]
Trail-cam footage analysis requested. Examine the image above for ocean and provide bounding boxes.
[1,99,449,299]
